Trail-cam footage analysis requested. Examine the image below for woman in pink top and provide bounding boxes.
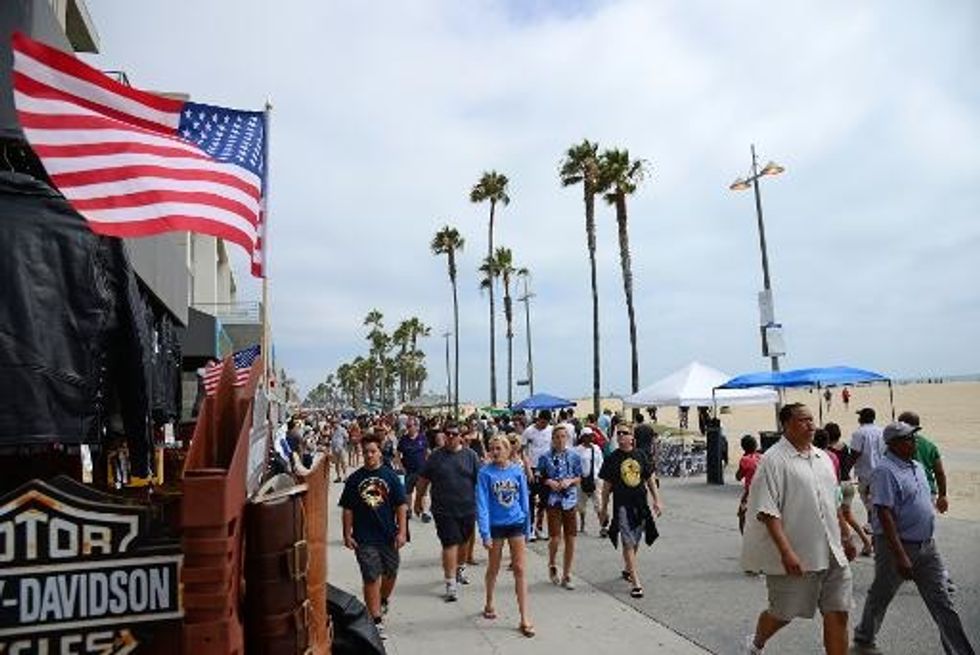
[813,428,841,479]
[735,434,762,534]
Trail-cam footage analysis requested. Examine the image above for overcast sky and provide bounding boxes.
[87,0,979,402]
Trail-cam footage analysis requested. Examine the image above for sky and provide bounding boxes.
[86,0,980,402]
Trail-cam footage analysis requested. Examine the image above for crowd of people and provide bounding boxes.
[280,407,662,640]
[279,400,972,654]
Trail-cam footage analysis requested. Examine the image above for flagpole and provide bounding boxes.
[261,99,272,398]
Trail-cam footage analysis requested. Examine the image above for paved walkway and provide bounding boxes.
[327,475,979,654]
[326,484,709,655]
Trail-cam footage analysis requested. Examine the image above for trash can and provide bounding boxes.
[759,431,781,452]
[706,422,724,485]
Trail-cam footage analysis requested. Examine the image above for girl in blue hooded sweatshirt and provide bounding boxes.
[476,434,534,637]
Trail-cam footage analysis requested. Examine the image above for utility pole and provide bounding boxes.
[517,276,535,396]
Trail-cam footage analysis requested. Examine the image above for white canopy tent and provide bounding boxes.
[623,361,778,408]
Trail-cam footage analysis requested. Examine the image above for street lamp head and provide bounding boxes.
[760,161,785,177]
[729,177,752,191]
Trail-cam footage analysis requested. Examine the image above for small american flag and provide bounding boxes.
[11,32,267,277]
[203,345,261,397]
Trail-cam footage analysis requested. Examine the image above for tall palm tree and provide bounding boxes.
[599,148,648,396]
[482,247,518,407]
[560,139,603,418]
[470,171,510,405]
[431,226,465,418]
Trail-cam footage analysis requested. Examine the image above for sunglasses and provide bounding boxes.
[616,431,632,436]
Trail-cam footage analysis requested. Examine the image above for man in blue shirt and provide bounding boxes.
[538,425,582,589]
[395,416,430,521]
[852,422,974,655]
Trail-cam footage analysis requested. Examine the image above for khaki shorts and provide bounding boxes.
[766,560,853,620]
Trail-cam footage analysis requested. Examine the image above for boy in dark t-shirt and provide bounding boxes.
[598,424,662,600]
[339,433,408,636]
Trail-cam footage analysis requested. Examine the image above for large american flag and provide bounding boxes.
[11,32,267,277]
[203,345,261,397]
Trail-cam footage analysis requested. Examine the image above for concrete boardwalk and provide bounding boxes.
[326,483,708,655]
[327,475,980,654]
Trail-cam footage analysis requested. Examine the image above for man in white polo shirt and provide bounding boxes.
[741,403,858,655]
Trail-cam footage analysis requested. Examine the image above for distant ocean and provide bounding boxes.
[894,373,980,384]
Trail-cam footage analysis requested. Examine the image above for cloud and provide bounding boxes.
[86,0,980,399]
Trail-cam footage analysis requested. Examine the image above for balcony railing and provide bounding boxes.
[193,302,262,325]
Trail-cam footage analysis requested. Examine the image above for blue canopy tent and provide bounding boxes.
[715,366,894,423]
[512,393,576,412]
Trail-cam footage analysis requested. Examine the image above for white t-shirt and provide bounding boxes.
[850,423,884,484]
[574,444,604,480]
[522,424,553,470]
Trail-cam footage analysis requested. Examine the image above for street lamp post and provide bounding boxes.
[517,276,535,396]
[730,144,785,427]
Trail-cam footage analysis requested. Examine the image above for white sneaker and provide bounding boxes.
[444,581,458,602]
[743,634,763,654]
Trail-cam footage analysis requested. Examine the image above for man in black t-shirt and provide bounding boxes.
[339,432,408,636]
[414,422,480,602]
[599,423,663,600]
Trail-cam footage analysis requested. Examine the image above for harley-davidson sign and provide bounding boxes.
[0,477,182,654]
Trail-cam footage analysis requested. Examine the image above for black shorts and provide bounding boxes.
[433,514,474,547]
[490,523,525,540]
[355,543,400,582]
[404,472,419,495]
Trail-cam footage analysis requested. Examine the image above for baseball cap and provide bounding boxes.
[882,421,920,443]
[580,427,594,436]
[856,407,876,422]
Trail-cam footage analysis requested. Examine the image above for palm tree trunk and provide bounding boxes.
[615,193,640,395]
[585,184,601,419]
[451,269,461,420]
[488,200,498,405]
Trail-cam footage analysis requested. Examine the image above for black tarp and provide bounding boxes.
[327,584,386,655]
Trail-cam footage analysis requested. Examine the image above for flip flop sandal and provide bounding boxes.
[630,586,644,598]
[519,623,536,638]
[549,564,560,585]
[621,569,632,582]
[482,607,497,620]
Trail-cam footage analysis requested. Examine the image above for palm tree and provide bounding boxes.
[470,171,510,405]
[431,226,465,418]
[599,148,648,396]
[392,321,411,403]
[560,139,603,418]
[483,247,518,407]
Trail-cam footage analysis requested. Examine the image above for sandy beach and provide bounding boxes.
[576,380,980,521]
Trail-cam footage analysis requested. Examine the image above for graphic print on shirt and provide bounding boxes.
[620,457,642,488]
[358,476,390,508]
[492,477,519,508]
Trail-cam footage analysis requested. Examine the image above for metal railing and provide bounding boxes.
[193,301,262,324]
